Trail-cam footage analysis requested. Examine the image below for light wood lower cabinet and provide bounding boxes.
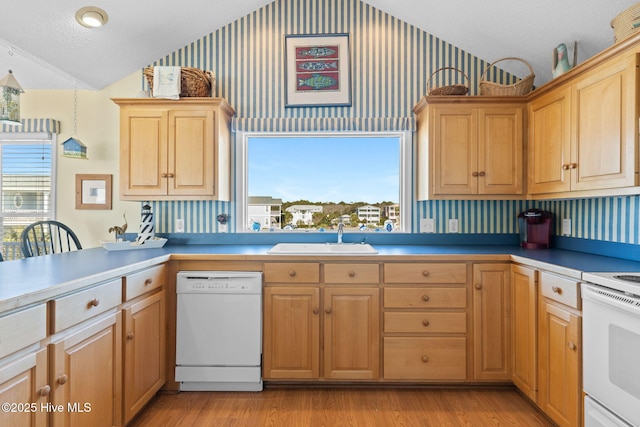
[123,290,166,424]
[49,312,122,427]
[0,348,48,427]
[472,263,511,381]
[510,264,538,401]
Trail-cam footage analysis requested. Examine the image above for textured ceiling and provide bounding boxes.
[0,0,637,90]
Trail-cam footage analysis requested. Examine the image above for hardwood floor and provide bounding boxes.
[130,386,555,426]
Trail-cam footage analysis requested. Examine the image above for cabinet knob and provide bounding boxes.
[421,356,429,363]
[422,320,430,327]
[348,271,356,278]
[313,308,319,315]
[144,278,153,286]
[552,286,562,294]
[325,308,332,315]
[127,332,135,341]
[562,164,570,170]
[39,384,51,396]
[422,270,430,277]
[288,270,296,277]
[89,298,100,307]
[570,163,578,169]
[472,171,479,177]
[474,284,482,290]
[57,374,68,385]
[167,173,175,178]
[421,294,430,302]
[161,173,168,178]
[568,341,577,351]
[478,171,486,177]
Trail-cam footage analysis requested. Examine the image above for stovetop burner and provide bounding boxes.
[613,274,640,283]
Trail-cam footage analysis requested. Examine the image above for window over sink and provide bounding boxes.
[235,132,411,233]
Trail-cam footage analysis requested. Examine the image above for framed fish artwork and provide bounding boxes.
[284,33,352,107]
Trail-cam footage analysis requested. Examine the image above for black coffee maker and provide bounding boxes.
[518,209,553,249]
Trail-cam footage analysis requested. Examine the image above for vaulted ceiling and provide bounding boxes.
[0,0,636,90]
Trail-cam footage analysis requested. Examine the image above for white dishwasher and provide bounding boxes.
[175,271,263,391]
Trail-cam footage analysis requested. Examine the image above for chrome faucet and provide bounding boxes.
[337,222,344,244]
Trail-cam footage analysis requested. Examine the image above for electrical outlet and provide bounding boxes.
[562,218,572,236]
[219,223,228,233]
[175,218,185,233]
[420,218,435,233]
[448,219,459,233]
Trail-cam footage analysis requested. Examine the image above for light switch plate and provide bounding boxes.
[448,219,459,233]
[562,218,572,236]
[175,218,185,233]
[420,218,435,233]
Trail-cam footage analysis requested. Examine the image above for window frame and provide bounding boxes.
[235,130,412,233]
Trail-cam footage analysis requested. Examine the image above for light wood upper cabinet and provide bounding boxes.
[528,52,639,197]
[113,98,234,201]
[414,97,525,199]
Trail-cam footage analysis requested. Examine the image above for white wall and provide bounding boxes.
[19,72,143,247]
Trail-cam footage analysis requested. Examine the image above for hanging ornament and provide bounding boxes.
[0,69,24,127]
[61,89,88,159]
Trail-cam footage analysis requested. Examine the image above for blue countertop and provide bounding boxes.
[2,243,640,313]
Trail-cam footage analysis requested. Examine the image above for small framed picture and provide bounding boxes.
[284,33,352,107]
[75,174,112,210]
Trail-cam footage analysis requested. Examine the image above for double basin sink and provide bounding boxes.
[268,242,378,255]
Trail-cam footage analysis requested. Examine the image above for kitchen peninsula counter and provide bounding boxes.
[2,244,640,314]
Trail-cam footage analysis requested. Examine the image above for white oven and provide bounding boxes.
[582,274,640,427]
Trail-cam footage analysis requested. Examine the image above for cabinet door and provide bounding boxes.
[478,107,523,195]
[510,265,537,401]
[0,348,48,427]
[572,53,638,191]
[120,109,169,197]
[168,109,215,196]
[263,287,320,379]
[432,107,478,195]
[323,287,380,380]
[472,264,510,381]
[50,313,122,427]
[528,87,572,194]
[123,291,165,425]
[538,301,581,427]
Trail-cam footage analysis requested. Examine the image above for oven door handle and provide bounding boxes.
[582,283,640,317]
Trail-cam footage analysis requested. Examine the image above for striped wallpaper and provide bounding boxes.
[142,0,639,246]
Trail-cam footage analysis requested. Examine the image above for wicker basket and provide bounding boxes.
[611,3,640,43]
[144,67,215,97]
[427,67,469,96]
[479,58,535,96]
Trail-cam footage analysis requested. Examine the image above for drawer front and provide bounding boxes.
[0,304,47,358]
[324,263,379,284]
[540,271,580,309]
[384,263,467,284]
[384,312,466,334]
[124,264,166,301]
[264,263,320,283]
[384,287,467,309]
[384,337,467,380]
[51,278,122,333]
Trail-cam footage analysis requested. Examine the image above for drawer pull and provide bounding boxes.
[39,384,51,396]
[421,356,429,363]
[552,286,563,294]
[474,284,482,290]
[144,278,153,286]
[422,320,430,327]
[421,295,430,302]
[57,374,68,385]
[348,271,356,277]
[127,332,135,341]
[313,308,319,315]
[89,298,100,307]
[422,270,430,277]
[568,341,577,351]
[288,270,297,277]
[325,308,332,315]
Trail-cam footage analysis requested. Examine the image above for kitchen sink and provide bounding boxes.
[267,242,378,255]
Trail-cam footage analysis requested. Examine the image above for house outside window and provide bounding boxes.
[0,133,57,260]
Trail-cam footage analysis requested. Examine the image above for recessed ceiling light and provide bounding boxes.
[75,6,108,28]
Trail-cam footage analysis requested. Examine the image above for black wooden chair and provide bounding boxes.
[21,220,82,258]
